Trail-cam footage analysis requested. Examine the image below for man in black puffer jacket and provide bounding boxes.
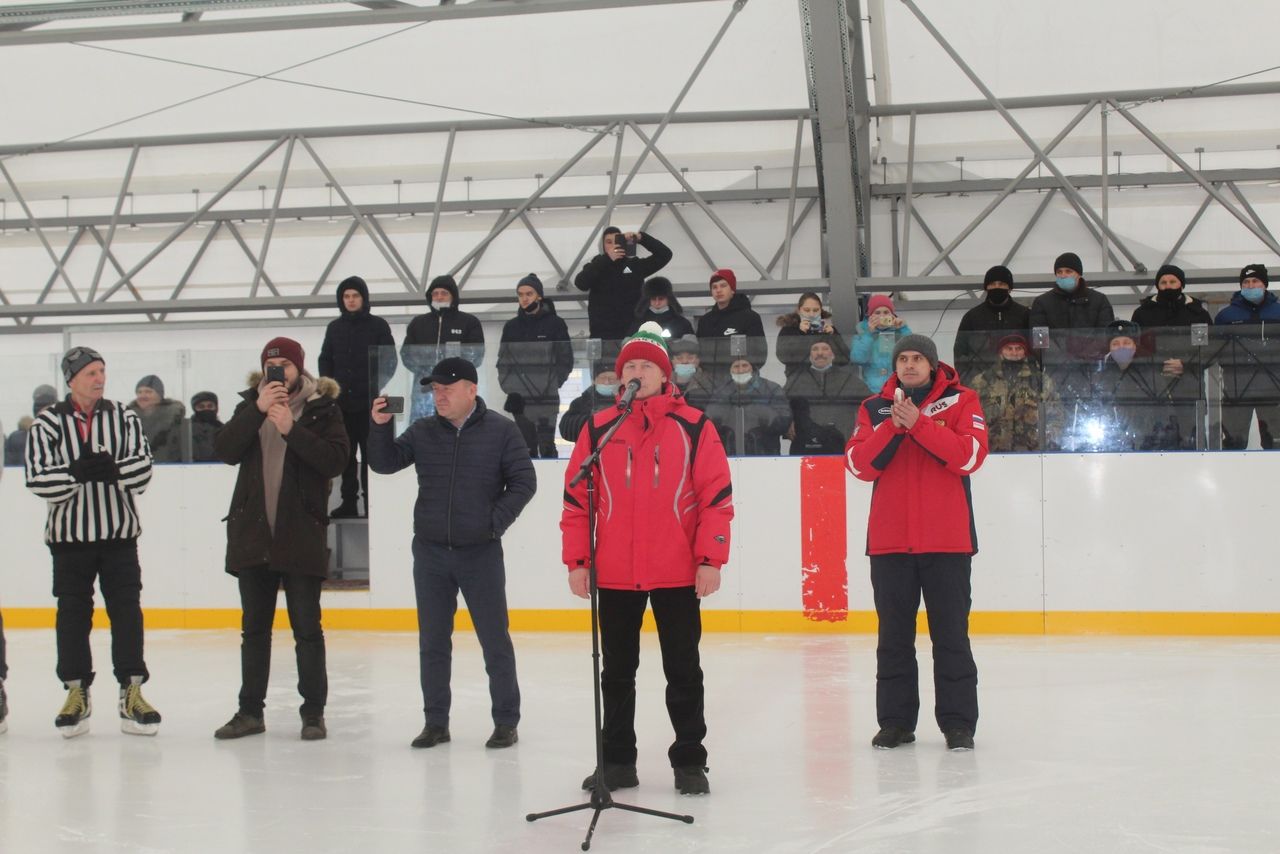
[953,265,1031,384]
[402,275,485,420]
[319,276,396,516]
[1029,252,1115,400]
[696,268,768,386]
[368,357,536,752]
[497,273,572,458]
[574,227,672,348]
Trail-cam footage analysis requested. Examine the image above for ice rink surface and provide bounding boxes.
[1,628,1277,853]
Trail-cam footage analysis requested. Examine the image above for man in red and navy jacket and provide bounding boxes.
[845,334,987,753]
[561,321,733,796]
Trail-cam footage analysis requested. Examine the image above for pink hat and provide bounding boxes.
[866,294,896,316]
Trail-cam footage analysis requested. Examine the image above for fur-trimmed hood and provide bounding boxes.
[245,371,341,401]
[777,308,833,328]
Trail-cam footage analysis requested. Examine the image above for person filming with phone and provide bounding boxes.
[368,357,536,752]
[211,337,349,742]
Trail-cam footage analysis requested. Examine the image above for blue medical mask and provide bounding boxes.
[650,304,670,314]
[673,363,697,380]
[1241,287,1266,305]
[594,383,615,396]
[1055,276,1078,292]
[1110,346,1136,368]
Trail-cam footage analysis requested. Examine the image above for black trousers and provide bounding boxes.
[412,539,520,728]
[51,543,149,687]
[237,567,327,718]
[598,586,706,768]
[339,409,369,504]
[521,398,561,459]
[870,553,978,734]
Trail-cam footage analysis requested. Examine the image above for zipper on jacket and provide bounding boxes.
[446,424,462,549]
[653,447,660,488]
[626,447,632,489]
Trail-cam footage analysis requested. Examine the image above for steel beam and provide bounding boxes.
[1162,194,1214,268]
[419,126,456,290]
[33,227,87,306]
[158,219,223,320]
[223,219,295,317]
[908,207,961,276]
[85,226,158,320]
[900,112,916,274]
[874,166,1280,197]
[298,218,361,318]
[0,162,84,303]
[0,0,725,46]
[782,117,805,281]
[666,202,717,272]
[517,212,567,283]
[1002,188,1056,267]
[251,135,295,299]
[89,144,138,302]
[1225,181,1279,250]
[767,197,817,275]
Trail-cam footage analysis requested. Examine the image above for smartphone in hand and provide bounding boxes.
[382,396,404,414]
[266,365,286,385]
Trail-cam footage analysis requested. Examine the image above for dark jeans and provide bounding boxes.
[598,585,707,768]
[870,553,978,734]
[52,543,149,688]
[1221,402,1280,449]
[237,567,327,717]
[340,409,370,505]
[0,604,7,680]
[412,538,520,728]
[522,399,560,459]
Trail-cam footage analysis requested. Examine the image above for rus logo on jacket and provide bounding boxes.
[561,386,733,591]
[845,363,988,556]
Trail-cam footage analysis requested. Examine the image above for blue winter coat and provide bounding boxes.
[367,397,536,548]
[850,320,913,394]
[1214,290,1280,325]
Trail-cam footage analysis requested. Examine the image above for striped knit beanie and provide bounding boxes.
[615,321,673,379]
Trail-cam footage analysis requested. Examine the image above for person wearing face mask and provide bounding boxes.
[1129,265,1211,449]
[953,266,1031,385]
[559,364,622,444]
[1213,264,1280,449]
[851,295,913,393]
[775,292,851,379]
[401,274,485,420]
[1029,253,1115,417]
[968,334,1062,452]
[186,392,224,462]
[631,276,694,339]
[705,357,792,456]
[497,273,573,459]
[668,336,716,410]
[1084,320,1183,451]
[575,227,673,347]
[783,340,871,454]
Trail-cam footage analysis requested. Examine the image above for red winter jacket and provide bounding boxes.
[561,387,733,590]
[844,363,987,555]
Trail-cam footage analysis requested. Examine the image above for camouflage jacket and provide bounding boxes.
[968,361,1063,452]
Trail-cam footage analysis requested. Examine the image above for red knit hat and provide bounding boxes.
[866,294,896,316]
[615,321,672,379]
[261,336,305,372]
[710,268,737,292]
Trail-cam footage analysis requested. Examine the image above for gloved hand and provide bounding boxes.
[68,451,121,483]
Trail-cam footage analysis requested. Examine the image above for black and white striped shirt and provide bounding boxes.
[25,398,153,548]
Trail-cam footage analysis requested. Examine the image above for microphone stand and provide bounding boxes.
[526,389,693,850]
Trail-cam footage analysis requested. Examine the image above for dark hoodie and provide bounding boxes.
[319,275,397,413]
[631,277,694,339]
[497,297,573,400]
[402,274,486,377]
[574,231,673,342]
[695,291,769,384]
[953,293,1031,384]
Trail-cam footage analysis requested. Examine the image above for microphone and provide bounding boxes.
[616,378,642,410]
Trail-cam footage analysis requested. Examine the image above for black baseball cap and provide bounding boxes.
[422,357,478,386]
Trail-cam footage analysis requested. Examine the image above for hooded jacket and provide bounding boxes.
[574,233,673,342]
[497,298,573,400]
[704,370,792,456]
[319,278,397,413]
[561,385,733,590]
[953,295,1032,383]
[775,310,851,378]
[631,286,695,339]
[402,277,485,376]
[367,396,536,547]
[850,318,915,394]
[126,398,186,463]
[845,363,987,555]
[214,374,350,578]
[695,292,769,383]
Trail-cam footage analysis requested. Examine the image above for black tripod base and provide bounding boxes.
[526,788,694,851]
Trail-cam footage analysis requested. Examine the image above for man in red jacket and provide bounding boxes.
[845,334,987,752]
[561,322,733,796]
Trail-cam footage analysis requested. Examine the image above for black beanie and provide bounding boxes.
[1155,264,1186,288]
[517,273,544,298]
[191,391,218,409]
[1053,252,1083,276]
[983,265,1013,288]
[1241,264,1269,286]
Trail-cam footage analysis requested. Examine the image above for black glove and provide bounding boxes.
[69,451,120,483]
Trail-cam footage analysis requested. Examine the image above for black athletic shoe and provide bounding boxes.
[301,715,327,741]
[871,727,916,749]
[944,729,974,751]
[581,763,639,792]
[485,724,518,748]
[214,712,265,740]
[330,500,360,519]
[411,724,451,748]
[674,766,710,795]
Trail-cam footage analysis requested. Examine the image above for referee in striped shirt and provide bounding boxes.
[24,346,161,738]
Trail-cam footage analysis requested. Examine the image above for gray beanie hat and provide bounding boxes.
[892,334,938,369]
[61,346,105,383]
